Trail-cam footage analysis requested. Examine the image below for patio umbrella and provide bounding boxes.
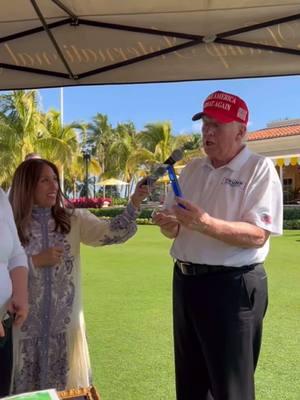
[174,165,186,173]
[96,178,128,198]
[157,174,180,197]
[157,175,171,184]
[97,178,129,186]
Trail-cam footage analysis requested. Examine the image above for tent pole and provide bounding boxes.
[60,87,64,193]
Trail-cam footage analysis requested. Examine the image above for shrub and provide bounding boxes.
[89,208,154,219]
[283,207,300,220]
[136,218,153,225]
[111,198,128,206]
[283,219,300,229]
[139,209,153,219]
[87,205,300,229]
[89,207,125,217]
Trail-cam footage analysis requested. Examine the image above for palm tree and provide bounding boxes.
[127,121,188,173]
[38,110,101,197]
[36,109,81,192]
[126,123,204,200]
[63,152,101,198]
[138,122,173,162]
[38,110,79,161]
[114,121,176,200]
[86,113,118,176]
[0,90,42,187]
[174,133,204,164]
[108,122,142,197]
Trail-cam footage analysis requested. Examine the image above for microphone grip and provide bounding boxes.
[167,165,185,208]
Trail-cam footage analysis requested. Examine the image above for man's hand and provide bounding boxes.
[9,266,28,328]
[0,321,5,337]
[7,294,29,328]
[32,247,64,268]
[152,209,179,238]
[173,197,269,248]
[172,197,211,233]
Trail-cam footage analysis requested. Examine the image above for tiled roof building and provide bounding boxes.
[247,120,300,167]
[247,120,300,203]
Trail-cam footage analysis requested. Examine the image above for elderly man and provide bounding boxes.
[153,90,283,400]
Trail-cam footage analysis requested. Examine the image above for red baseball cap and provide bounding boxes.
[192,90,249,125]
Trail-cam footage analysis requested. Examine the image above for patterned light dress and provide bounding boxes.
[11,203,139,393]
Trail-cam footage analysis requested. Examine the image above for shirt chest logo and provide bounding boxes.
[222,177,245,189]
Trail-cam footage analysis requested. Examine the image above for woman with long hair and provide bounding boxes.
[9,158,148,394]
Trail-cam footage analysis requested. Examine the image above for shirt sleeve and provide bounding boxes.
[78,202,139,246]
[1,190,28,271]
[241,157,283,235]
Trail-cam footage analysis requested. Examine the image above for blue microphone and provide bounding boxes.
[167,165,183,197]
[167,165,186,209]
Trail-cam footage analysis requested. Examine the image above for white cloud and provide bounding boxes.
[176,121,202,135]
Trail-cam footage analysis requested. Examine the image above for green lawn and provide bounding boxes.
[82,228,300,400]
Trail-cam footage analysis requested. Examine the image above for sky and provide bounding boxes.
[38,75,300,136]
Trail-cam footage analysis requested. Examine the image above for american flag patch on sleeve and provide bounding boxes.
[260,213,272,224]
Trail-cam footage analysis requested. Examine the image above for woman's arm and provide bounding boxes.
[79,181,149,246]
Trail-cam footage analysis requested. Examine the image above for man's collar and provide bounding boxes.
[203,146,252,171]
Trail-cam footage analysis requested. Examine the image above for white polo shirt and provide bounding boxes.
[0,188,28,318]
[164,146,283,267]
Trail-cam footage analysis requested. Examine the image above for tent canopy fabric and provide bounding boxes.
[1,1,300,90]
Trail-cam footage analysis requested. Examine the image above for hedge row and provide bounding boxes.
[89,207,153,219]
[283,220,300,229]
[89,208,300,229]
[283,207,300,220]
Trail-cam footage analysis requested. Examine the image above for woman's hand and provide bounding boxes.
[130,178,151,209]
[32,247,64,268]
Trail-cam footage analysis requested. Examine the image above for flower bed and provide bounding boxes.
[68,197,112,208]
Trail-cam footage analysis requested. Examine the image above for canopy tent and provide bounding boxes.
[96,177,128,198]
[0,1,300,90]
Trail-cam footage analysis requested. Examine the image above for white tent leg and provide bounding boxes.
[279,165,283,186]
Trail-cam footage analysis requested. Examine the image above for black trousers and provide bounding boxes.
[173,263,268,400]
[0,317,13,397]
